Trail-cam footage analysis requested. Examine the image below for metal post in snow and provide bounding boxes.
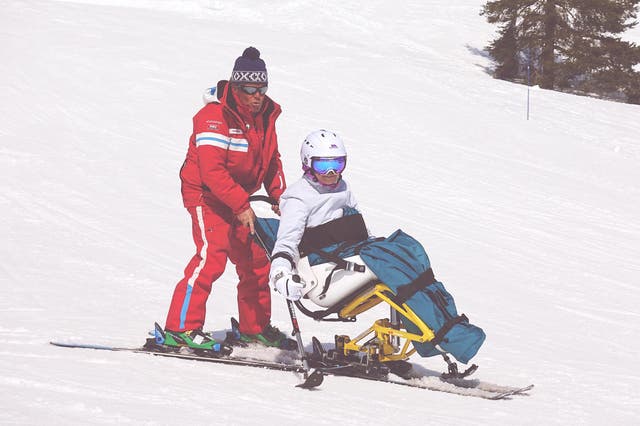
[527,59,531,120]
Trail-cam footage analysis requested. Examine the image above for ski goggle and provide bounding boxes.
[238,85,268,95]
[311,156,347,175]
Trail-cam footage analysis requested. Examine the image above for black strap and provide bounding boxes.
[353,237,385,254]
[431,314,469,346]
[420,282,470,347]
[271,251,295,269]
[311,241,364,270]
[392,268,436,305]
[320,265,341,298]
[311,243,367,298]
[299,213,368,257]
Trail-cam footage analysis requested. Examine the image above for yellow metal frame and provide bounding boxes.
[336,283,436,363]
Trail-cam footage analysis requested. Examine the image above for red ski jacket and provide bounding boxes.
[180,81,286,216]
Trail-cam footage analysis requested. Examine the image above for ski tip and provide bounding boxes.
[296,369,324,389]
[153,323,166,345]
[490,384,535,400]
[231,317,240,330]
[50,341,116,351]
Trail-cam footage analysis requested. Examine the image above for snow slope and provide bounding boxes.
[2,0,639,424]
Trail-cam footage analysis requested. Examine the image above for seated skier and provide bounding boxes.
[269,129,364,301]
[268,129,485,366]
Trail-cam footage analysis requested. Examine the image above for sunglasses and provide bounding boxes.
[311,156,347,175]
[238,85,268,95]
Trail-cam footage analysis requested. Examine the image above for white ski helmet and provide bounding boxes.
[300,129,347,170]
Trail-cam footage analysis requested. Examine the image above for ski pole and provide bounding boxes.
[254,231,323,388]
[285,292,311,377]
[248,200,323,388]
[253,232,310,371]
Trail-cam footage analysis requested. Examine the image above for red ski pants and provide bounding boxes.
[165,204,271,334]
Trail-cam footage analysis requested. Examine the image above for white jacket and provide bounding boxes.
[270,175,359,277]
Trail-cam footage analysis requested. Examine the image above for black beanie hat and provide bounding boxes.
[230,47,268,84]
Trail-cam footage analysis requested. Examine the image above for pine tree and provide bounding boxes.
[481,0,640,103]
[485,4,520,80]
[482,1,519,79]
[481,0,565,89]
[565,1,640,102]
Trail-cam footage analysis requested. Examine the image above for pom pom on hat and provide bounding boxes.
[242,46,260,60]
[230,46,268,84]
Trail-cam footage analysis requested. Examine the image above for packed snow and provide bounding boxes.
[2,0,639,424]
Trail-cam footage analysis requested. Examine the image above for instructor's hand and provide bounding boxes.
[236,207,256,234]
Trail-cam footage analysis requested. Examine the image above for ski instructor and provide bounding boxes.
[162,47,291,351]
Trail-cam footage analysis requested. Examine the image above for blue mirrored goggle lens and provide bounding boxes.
[311,157,346,175]
[239,85,268,95]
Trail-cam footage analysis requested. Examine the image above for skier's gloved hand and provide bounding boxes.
[271,268,305,301]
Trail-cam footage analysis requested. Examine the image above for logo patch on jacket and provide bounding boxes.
[206,120,222,130]
[229,128,243,135]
